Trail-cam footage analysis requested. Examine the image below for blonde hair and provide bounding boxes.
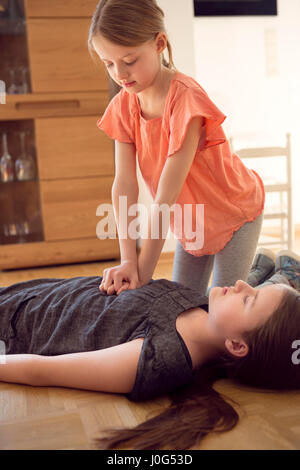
[88,0,177,71]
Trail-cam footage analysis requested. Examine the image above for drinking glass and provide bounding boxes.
[19,66,29,93]
[15,131,36,181]
[8,69,18,95]
[0,132,14,182]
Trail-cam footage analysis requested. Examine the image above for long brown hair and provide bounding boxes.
[93,285,300,450]
[88,0,177,71]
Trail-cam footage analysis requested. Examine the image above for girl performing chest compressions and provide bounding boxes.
[89,0,265,297]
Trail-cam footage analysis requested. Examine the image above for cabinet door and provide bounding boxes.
[26,18,106,93]
[35,116,115,180]
[25,0,98,17]
[40,176,115,241]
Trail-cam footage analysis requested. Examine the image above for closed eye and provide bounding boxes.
[243,293,258,307]
[106,60,137,68]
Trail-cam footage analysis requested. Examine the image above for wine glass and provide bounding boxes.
[0,132,14,182]
[8,69,18,95]
[16,221,29,243]
[15,131,36,181]
[14,66,27,94]
[19,66,29,94]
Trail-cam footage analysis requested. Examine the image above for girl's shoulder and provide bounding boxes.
[171,71,209,96]
[165,71,215,117]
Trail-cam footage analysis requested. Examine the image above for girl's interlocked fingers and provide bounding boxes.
[99,260,139,295]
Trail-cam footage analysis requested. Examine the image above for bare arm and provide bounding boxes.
[137,116,205,284]
[0,338,144,393]
[112,140,139,264]
[0,354,37,386]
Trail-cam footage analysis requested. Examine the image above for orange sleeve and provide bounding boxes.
[96,90,135,144]
[167,87,227,158]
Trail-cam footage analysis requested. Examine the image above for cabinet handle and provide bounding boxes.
[15,100,80,111]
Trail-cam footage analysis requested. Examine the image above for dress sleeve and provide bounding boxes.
[167,86,227,158]
[126,331,193,402]
[97,90,135,144]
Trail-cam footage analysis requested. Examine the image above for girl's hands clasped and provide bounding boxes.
[99,260,141,296]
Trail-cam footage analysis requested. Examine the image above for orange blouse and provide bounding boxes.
[97,71,265,257]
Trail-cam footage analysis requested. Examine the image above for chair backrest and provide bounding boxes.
[229,133,290,160]
[229,133,293,250]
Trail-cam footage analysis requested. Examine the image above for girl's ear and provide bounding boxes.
[155,32,167,54]
[225,338,249,358]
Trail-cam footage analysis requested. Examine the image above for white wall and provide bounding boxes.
[137,0,300,252]
[193,0,300,228]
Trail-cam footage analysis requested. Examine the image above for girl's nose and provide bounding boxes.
[234,279,254,292]
[117,73,129,82]
[115,65,129,81]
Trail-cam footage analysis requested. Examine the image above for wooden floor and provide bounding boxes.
[0,238,300,450]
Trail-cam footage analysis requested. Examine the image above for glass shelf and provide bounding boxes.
[0,120,44,246]
[0,179,44,245]
[0,2,45,247]
[0,0,31,95]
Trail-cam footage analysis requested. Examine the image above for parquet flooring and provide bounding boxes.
[0,239,300,450]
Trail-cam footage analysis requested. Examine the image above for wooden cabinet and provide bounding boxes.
[0,0,120,269]
[40,176,113,241]
[25,0,98,17]
[35,115,114,180]
[26,18,105,93]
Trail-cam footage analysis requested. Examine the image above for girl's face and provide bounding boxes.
[92,34,166,92]
[208,280,287,341]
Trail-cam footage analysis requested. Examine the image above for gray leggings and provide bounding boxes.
[172,211,264,296]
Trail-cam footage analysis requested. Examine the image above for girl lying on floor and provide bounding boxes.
[0,248,299,450]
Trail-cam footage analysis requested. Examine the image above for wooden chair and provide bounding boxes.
[229,133,293,250]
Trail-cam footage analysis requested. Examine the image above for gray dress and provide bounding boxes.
[0,276,209,401]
